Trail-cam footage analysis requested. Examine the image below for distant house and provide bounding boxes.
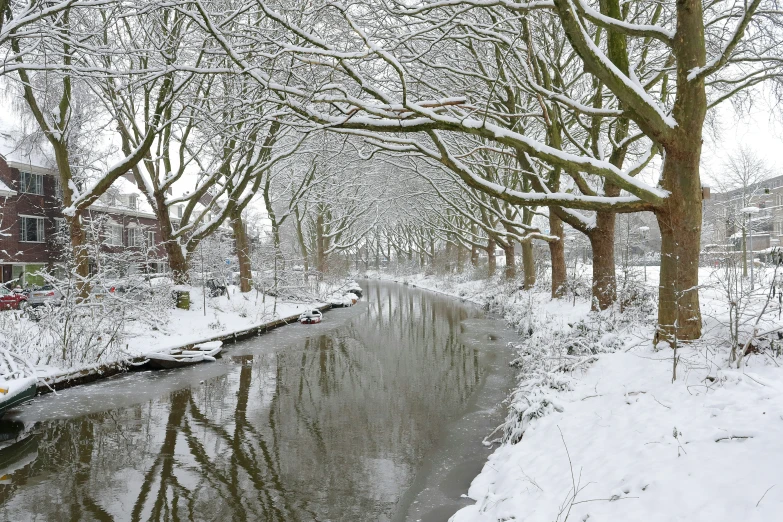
[703,174,783,252]
[0,149,168,285]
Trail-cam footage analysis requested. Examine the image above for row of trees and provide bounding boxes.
[2,0,782,344]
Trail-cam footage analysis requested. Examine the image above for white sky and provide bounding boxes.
[702,89,783,185]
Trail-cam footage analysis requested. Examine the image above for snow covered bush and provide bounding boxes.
[498,287,655,446]
[0,267,173,368]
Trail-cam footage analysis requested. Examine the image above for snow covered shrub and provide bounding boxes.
[498,306,635,445]
[703,257,783,367]
[0,265,173,368]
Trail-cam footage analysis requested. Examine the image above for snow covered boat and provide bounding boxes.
[299,309,323,324]
[142,341,222,370]
[0,347,38,417]
[345,281,363,298]
[327,295,353,308]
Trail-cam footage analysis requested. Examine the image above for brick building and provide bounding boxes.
[0,150,168,285]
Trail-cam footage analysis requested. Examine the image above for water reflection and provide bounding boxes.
[0,282,506,521]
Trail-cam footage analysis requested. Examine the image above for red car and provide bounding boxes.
[0,286,28,311]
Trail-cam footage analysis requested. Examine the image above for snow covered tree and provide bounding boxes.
[7,2,173,295]
[190,0,783,342]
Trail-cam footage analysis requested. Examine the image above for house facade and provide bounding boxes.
[0,153,168,285]
[703,174,783,252]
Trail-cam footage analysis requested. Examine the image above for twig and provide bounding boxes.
[756,485,775,508]
[650,394,671,409]
[573,496,639,505]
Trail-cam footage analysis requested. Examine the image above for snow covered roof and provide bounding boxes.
[0,178,15,196]
[92,176,157,219]
[0,130,55,173]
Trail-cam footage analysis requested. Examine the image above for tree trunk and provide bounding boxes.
[487,238,496,277]
[470,225,479,267]
[294,205,309,279]
[549,213,567,297]
[653,0,707,343]
[656,157,703,343]
[154,192,189,285]
[445,236,453,272]
[521,241,535,289]
[66,210,90,297]
[230,210,252,292]
[316,211,326,278]
[589,213,617,310]
[503,243,516,279]
[375,234,381,270]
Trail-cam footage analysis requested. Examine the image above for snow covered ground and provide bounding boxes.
[0,285,325,379]
[368,266,783,521]
[124,286,321,356]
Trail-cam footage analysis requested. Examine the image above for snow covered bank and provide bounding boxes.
[123,286,323,356]
[0,285,327,387]
[366,267,783,521]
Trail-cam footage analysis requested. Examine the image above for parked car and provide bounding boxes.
[89,283,117,301]
[0,287,28,311]
[27,285,63,307]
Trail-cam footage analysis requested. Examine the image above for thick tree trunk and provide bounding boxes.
[549,213,567,297]
[589,213,617,310]
[653,0,706,343]
[230,210,252,292]
[66,210,90,297]
[503,243,516,280]
[656,156,703,343]
[521,241,535,289]
[154,192,189,285]
[487,238,496,277]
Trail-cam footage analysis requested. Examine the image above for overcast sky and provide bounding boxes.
[702,89,783,186]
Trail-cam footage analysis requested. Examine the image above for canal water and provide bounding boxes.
[0,280,517,521]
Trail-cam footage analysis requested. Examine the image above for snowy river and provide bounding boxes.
[0,280,516,521]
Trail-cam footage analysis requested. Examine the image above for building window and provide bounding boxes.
[128,194,138,210]
[20,171,44,195]
[19,216,45,242]
[128,227,144,247]
[54,178,63,200]
[106,224,123,246]
[147,231,155,245]
[54,218,68,234]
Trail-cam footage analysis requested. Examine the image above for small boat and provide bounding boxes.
[299,309,323,324]
[0,348,38,417]
[345,281,363,298]
[327,295,353,308]
[143,341,222,370]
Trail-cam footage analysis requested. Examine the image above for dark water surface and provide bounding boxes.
[0,281,516,521]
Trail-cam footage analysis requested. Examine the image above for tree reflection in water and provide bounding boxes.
[0,282,492,521]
